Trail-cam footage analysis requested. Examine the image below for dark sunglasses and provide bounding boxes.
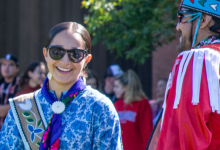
[177,10,199,24]
[47,45,88,63]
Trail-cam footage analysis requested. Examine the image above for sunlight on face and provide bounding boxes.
[176,8,194,52]
[29,65,45,86]
[1,60,18,79]
[113,80,126,99]
[44,30,86,86]
[156,80,166,98]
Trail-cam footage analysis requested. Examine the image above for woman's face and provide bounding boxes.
[156,80,167,98]
[113,80,126,99]
[28,65,45,86]
[86,78,97,89]
[43,30,91,85]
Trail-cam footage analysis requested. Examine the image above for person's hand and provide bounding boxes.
[150,97,164,108]
[155,97,164,104]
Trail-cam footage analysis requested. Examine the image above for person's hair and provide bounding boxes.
[115,69,147,104]
[87,70,99,89]
[210,16,220,34]
[19,61,41,89]
[45,22,91,77]
[45,22,91,53]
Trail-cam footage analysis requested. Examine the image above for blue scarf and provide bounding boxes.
[39,77,86,149]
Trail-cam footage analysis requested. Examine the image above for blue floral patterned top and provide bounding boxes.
[0,86,123,150]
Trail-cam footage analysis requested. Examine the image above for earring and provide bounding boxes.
[83,76,86,84]
[47,72,52,80]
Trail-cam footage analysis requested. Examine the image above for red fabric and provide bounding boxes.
[15,84,41,96]
[114,98,153,150]
[157,44,220,150]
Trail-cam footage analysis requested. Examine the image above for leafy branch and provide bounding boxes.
[82,0,179,64]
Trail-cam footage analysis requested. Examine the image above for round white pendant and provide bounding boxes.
[51,101,65,114]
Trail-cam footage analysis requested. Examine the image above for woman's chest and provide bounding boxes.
[41,100,94,149]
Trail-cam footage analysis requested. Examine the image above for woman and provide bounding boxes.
[0,22,122,149]
[149,78,167,125]
[113,69,153,150]
[16,61,46,96]
[86,70,100,90]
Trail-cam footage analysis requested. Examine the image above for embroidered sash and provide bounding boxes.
[9,90,46,150]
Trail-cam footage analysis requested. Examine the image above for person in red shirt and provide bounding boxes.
[16,61,46,96]
[113,69,153,150]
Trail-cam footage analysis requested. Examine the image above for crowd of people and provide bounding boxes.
[0,55,46,129]
[86,66,168,149]
[0,0,220,149]
[0,51,165,149]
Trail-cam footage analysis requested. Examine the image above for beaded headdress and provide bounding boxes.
[180,0,220,18]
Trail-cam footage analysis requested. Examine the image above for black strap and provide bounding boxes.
[145,109,163,150]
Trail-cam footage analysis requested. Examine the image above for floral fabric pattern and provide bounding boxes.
[0,86,123,150]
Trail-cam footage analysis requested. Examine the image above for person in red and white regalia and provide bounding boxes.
[147,0,220,150]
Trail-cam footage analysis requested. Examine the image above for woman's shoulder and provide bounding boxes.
[81,86,117,114]
[140,98,150,105]
[15,86,29,97]
[83,86,111,101]
[15,86,42,98]
[132,97,150,106]
[114,99,123,106]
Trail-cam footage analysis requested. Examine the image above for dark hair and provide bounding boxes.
[19,61,41,89]
[87,70,99,89]
[45,22,91,54]
[210,16,220,34]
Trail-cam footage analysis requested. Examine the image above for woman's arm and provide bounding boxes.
[92,101,123,150]
[0,109,24,149]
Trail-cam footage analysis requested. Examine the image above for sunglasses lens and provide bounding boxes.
[178,17,181,23]
[49,47,65,60]
[177,14,183,23]
[68,49,85,63]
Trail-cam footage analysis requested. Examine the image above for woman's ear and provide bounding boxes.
[43,47,48,62]
[85,54,92,65]
[200,14,212,29]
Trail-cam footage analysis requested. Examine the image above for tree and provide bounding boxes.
[82,0,178,64]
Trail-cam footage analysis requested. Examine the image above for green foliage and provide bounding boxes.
[82,0,179,64]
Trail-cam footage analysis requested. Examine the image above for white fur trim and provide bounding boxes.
[173,48,220,113]
[204,49,220,113]
[161,73,172,130]
[173,51,193,109]
[191,50,204,105]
